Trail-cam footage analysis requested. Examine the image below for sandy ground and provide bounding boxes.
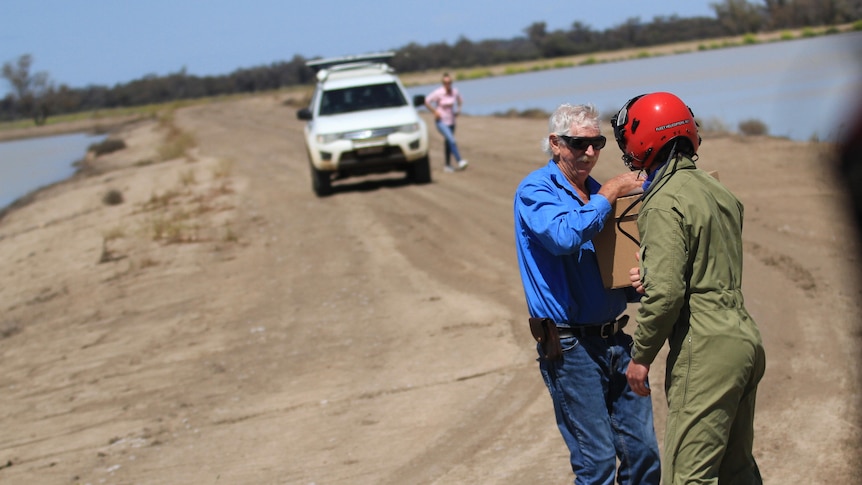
[1,93,861,484]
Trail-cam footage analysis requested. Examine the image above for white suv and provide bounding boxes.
[296,53,431,196]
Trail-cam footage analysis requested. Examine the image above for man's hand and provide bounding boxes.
[597,171,644,205]
[630,251,644,294]
[626,360,651,397]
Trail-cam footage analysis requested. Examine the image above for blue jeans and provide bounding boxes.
[434,120,462,165]
[539,332,661,485]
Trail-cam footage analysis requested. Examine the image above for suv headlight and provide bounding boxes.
[316,133,340,144]
[395,123,420,134]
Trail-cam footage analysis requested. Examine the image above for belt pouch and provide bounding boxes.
[529,317,562,361]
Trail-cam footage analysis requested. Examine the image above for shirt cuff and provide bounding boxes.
[591,194,612,221]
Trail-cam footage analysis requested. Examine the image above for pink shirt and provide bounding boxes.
[426,86,462,126]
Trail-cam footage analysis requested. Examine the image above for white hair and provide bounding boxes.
[541,103,601,155]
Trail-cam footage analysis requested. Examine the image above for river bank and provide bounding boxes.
[0,114,143,142]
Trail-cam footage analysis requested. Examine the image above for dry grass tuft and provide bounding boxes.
[156,109,197,162]
[99,225,127,263]
[211,159,234,179]
[158,130,196,161]
[179,169,196,187]
[147,213,199,243]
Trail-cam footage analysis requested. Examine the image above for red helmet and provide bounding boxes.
[611,92,701,171]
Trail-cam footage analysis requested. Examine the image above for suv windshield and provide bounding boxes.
[319,82,407,116]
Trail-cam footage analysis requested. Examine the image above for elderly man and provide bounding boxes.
[513,103,661,484]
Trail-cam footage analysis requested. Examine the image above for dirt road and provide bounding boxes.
[1,94,859,484]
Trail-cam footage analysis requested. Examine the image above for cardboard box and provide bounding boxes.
[595,171,719,289]
[595,193,642,289]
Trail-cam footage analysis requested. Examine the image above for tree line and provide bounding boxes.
[2,0,861,124]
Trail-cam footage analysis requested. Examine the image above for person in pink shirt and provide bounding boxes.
[425,73,468,172]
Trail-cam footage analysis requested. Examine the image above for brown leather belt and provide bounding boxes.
[557,315,629,339]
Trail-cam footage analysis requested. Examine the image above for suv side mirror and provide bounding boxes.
[412,94,425,108]
[297,108,313,120]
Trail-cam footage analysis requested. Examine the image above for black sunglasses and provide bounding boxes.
[559,135,607,151]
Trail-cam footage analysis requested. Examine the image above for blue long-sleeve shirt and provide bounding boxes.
[513,160,632,326]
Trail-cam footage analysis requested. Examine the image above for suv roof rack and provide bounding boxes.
[306,52,395,72]
[314,62,394,82]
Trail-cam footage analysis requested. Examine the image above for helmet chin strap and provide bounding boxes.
[624,147,651,171]
[642,140,680,197]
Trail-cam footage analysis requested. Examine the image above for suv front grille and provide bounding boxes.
[342,127,397,140]
[340,145,406,164]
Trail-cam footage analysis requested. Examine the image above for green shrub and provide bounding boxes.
[738,119,769,136]
[102,189,124,205]
[88,137,126,156]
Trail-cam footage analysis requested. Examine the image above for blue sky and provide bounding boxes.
[1,1,718,96]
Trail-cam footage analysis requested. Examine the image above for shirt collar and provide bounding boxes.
[642,160,668,191]
[548,160,599,202]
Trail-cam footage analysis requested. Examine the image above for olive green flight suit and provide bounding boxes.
[631,156,766,484]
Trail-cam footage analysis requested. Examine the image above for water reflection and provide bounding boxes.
[0,132,105,208]
[409,32,862,141]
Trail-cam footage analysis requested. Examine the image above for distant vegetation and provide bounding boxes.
[1,0,861,125]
